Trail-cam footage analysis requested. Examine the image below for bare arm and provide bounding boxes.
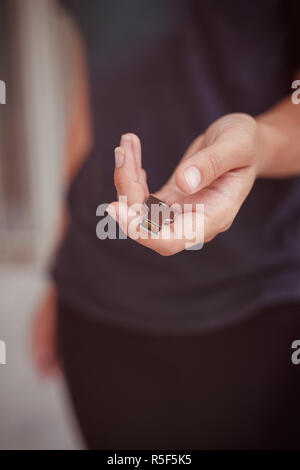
[257,75,300,177]
[109,73,300,255]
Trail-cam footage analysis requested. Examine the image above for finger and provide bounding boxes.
[106,200,204,256]
[120,133,138,181]
[161,135,206,191]
[175,133,255,194]
[154,183,184,206]
[180,133,206,161]
[139,168,149,194]
[109,168,255,253]
[182,166,256,242]
[125,133,142,170]
[114,135,145,206]
[126,133,149,194]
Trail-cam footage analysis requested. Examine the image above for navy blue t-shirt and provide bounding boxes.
[53,0,300,332]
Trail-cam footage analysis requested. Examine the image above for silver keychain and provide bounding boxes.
[140,195,175,235]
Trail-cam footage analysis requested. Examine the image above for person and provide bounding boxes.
[32,0,300,449]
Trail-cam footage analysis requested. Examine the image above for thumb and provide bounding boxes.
[175,127,255,194]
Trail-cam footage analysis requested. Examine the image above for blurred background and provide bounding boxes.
[0,0,182,449]
[0,0,82,449]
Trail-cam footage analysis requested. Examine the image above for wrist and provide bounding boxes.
[255,115,289,177]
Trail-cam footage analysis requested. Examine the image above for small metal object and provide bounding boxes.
[140,195,175,235]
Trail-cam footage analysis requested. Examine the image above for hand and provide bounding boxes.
[107,113,262,255]
[31,283,61,378]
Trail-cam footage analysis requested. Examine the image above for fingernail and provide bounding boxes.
[121,134,132,151]
[114,147,124,168]
[184,166,201,191]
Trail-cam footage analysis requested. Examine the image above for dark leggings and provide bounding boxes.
[57,301,300,449]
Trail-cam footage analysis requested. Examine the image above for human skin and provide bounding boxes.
[107,89,300,255]
[33,38,300,374]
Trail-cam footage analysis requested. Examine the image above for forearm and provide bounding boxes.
[257,84,300,178]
